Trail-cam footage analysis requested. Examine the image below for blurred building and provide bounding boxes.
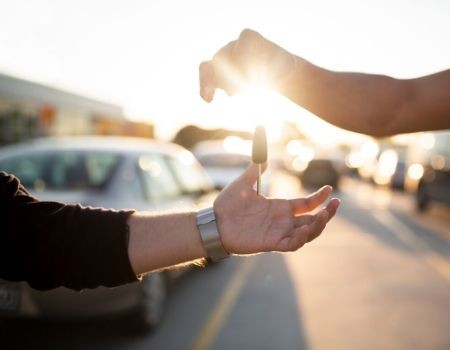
[0,73,153,145]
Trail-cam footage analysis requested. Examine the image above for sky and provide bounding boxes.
[0,0,449,143]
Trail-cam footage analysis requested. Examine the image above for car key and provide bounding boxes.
[252,125,267,195]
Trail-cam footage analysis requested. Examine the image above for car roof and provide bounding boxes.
[192,139,252,157]
[0,136,187,158]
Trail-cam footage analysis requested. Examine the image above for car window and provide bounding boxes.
[166,150,211,193]
[138,154,181,201]
[0,151,121,191]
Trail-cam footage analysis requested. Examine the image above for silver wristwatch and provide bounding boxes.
[196,207,229,262]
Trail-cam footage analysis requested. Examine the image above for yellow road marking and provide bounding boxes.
[190,258,256,350]
[373,210,450,283]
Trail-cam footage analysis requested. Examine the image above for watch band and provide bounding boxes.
[196,207,229,262]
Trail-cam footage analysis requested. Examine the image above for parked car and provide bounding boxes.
[0,136,216,332]
[194,149,251,190]
[192,138,272,195]
[390,158,407,190]
[300,158,340,190]
[411,132,450,212]
[372,148,407,190]
[417,165,450,211]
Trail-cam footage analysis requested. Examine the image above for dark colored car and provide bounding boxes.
[417,166,450,211]
[390,159,407,190]
[300,159,340,189]
[408,131,450,212]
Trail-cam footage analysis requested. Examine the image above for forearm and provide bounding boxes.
[127,211,207,276]
[278,57,414,137]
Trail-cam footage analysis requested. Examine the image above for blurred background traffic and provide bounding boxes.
[0,0,449,349]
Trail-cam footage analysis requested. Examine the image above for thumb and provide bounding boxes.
[238,162,268,186]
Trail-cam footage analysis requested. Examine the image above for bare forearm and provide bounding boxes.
[279,58,409,136]
[280,59,450,136]
[127,211,207,276]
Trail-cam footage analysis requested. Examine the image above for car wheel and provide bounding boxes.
[416,182,429,212]
[129,272,167,333]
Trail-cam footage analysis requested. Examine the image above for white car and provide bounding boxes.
[0,136,216,332]
[192,139,271,195]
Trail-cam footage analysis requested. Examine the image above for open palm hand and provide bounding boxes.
[214,164,340,255]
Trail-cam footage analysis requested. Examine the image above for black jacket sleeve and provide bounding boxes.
[0,171,138,291]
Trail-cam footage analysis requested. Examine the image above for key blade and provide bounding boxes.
[252,125,267,164]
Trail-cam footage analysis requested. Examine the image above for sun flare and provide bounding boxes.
[214,83,287,142]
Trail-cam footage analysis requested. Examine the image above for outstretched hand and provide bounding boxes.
[214,163,340,255]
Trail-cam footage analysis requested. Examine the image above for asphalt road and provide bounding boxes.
[3,173,450,350]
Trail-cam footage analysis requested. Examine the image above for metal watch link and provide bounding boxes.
[196,207,229,262]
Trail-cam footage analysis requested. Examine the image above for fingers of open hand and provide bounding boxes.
[289,185,332,214]
[277,225,310,252]
[277,213,324,252]
[306,209,329,243]
[279,212,327,253]
[325,197,340,219]
[305,198,340,242]
[283,197,340,251]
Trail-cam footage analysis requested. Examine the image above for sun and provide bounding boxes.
[204,77,357,149]
[212,82,288,142]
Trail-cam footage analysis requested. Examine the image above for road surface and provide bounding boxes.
[2,173,450,350]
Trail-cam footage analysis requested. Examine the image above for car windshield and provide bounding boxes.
[0,150,121,191]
